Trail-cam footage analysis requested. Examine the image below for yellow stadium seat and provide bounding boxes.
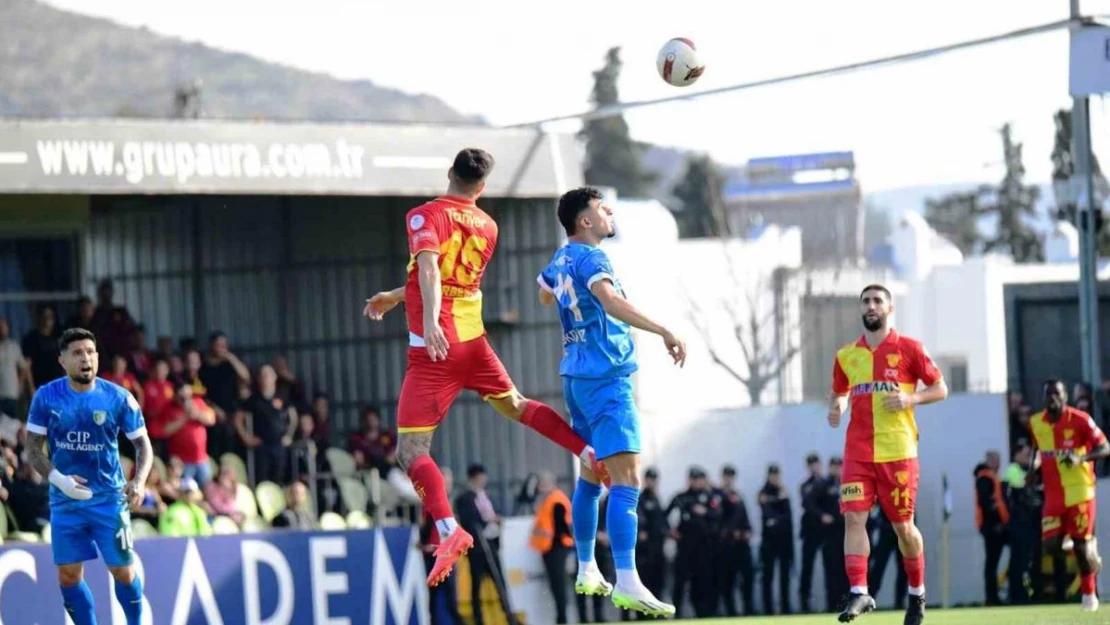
[319,511,347,531]
[255,481,286,523]
[211,515,241,534]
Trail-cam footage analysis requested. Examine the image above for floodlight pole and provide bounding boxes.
[1070,0,1103,400]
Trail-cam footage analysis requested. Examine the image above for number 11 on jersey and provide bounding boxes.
[553,274,583,322]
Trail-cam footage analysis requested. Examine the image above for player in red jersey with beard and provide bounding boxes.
[828,285,948,625]
[363,148,609,587]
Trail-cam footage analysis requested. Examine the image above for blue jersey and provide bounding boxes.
[27,378,146,511]
[539,242,637,379]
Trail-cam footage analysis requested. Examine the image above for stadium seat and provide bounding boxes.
[255,481,286,523]
[240,517,269,534]
[41,522,50,544]
[325,448,357,478]
[220,453,249,485]
[208,457,219,480]
[9,531,40,543]
[337,477,368,514]
[211,515,241,535]
[346,510,372,529]
[234,484,260,520]
[130,518,158,540]
[319,511,347,531]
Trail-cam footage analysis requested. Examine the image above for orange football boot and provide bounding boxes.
[427,527,475,587]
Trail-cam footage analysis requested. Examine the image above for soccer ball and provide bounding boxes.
[656,38,705,87]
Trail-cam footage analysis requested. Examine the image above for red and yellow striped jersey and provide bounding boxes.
[832,330,942,464]
[1029,407,1106,509]
[404,196,499,345]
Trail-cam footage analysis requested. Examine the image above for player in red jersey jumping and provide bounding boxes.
[363,148,610,587]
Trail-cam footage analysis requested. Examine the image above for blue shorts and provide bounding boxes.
[51,496,135,567]
[562,375,641,461]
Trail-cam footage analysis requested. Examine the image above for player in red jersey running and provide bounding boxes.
[827,285,948,625]
[363,148,609,587]
[1028,379,1108,613]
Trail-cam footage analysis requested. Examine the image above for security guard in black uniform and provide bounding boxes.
[798,452,826,613]
[715,464,756,616]
[818,456,849,612]
[759,463,794,615]
[635,467,668,619]
[668,466,724,619]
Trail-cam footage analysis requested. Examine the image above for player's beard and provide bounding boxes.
[862,312,885,332]
[70,364,95,385]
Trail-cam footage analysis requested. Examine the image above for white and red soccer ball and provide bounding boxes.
[656,38,705,87]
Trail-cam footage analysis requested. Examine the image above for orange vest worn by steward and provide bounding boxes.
[530,489,574,552]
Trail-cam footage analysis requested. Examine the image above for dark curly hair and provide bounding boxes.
[557,186,604,236]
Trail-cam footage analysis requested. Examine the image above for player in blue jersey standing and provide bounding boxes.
[538,186,686,617]
[24,328,152,625]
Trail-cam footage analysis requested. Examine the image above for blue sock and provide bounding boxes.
[61,581,96,625]
[572,477,602,565]
[607,485,640,572]
[114,575,144,625]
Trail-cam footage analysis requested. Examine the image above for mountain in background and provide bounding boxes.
[0,0,477,124]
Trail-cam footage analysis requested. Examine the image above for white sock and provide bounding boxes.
[616,568,643,589]
[578,560,597,577]
[850,585,868,595]
[435,518,458,537]
[908,586,925,596]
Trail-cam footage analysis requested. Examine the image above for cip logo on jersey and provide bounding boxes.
[57,430,106,452]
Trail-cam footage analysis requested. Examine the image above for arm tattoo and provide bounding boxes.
[25,432,54,477]
[131,433,154,484]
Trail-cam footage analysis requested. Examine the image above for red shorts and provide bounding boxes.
[839,457,920,523]
[1042,499,1097,540]
[397,336,515,433]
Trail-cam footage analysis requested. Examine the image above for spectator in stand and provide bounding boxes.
[126,325,153,382]
[168,352,186,386]
[311,392,333,448]
[531,471,574,624]
[241,365,297,486]
[183,348,207,398]
[292,412,319,480]
[142,358,175,459]
[348,405,395,472]
[200,332,250,461]
[20,305,62,389]
[272,354,308,413]
[64,296,94,332]
[0,318,30,419]
[8,462,49,534]
[163,380,217,488]
[272,481,316,530]
[90,278,136,359]
[204,464,244,525]
[456,463,504,625]
[101,353,143,405]
[159,478,213,537]
[130,469,168,526]
[160,457,185,506]
[155,335,175,361]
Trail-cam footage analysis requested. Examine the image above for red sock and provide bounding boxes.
[521,400,587,456]
[407,456,452,521]
[845,554,869,590]
[904,554,925,589]
[1081,572,1097,595]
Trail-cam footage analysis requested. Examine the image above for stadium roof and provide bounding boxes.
[0,118,582,197]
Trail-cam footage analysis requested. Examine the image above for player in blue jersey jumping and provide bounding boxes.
[537,186,686,617]
[24,328,152,625]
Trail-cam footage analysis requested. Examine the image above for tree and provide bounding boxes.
[1050,108,1110,255]
[686,263,799,406]
[579,48,655,197]
[671,153,730,238]
[987,124,1042,262]
[924,124,1042,262]
[924,186,991,257]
